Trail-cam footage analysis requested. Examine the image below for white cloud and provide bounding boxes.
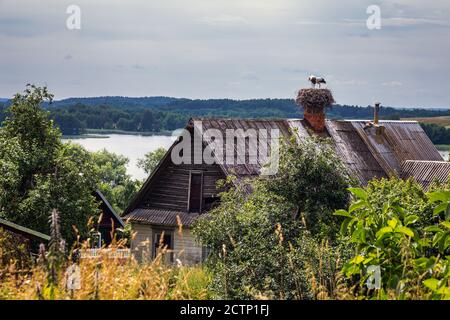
[383,17,449,27]
[201,14,249,26]
[381,81,403,87]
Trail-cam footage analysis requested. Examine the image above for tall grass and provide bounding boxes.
[0,222,211,300]
[0,243,211,300]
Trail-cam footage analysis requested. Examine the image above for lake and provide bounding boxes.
[439,150,449,161]
[63,134,176,180]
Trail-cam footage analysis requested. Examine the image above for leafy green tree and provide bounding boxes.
[91,149,141,213]
[267,136,354,237]
[137,147,167,175]
[0,86,99,244]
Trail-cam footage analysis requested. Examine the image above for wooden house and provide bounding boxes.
[94,190,125,247]
[124,95,450,265]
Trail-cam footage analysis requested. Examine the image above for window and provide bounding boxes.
[203,195,220,211]
[188,171,203,213]
[153,231,173,262]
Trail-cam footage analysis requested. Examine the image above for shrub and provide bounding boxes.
[335,179,450,299]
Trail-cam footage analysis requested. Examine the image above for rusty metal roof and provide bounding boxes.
[196,118,293,177]
[193,118,443,184]
[124,208,200,227]
[326,121,388,184]
[401,160,450,189]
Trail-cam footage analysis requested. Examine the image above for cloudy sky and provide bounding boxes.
[1,0,449,107]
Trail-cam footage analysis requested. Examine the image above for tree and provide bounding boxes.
[137,147,167,175]
[0,86,99,244]
[91,149,141,213]
[266,136,354,237]
[140,109,160,132]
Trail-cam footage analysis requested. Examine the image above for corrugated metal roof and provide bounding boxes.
[124,208,200,227]
[196,118,294,177]
[401,160,450,189]
[194,118,442,184]
[326,121,388,184]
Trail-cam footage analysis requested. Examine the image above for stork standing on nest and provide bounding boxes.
[308,75,327,89]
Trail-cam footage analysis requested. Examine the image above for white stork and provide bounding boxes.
[308,75,327,88]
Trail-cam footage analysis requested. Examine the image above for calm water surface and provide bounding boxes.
[63,134,176,180]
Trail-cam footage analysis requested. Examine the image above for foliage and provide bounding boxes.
[137,147,167,175]
[49,103,187,134]
[193,137,353,299]
[335,178,450,299]
[359,177,436,228]
[90,149,141,213]
[267,136,354,237]
[0,86,99,244]
[420,122,450,145]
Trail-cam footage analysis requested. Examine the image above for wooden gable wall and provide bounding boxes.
[134,129,226,213]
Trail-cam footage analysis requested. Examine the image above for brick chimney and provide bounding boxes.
[296,88,335,133]
[303,109,326,132]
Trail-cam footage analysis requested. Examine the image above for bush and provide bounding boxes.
[335,178,450,299]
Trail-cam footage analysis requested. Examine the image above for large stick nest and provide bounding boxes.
[296,88,335,114]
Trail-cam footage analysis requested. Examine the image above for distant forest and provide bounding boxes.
[1,97,450,144]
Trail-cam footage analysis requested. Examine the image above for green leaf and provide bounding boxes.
[349,200,367,213]
[441,221,450,229]
[423,278,439,291]
[396,226,414,238]
[348,188,367,200]
[376,226,393,239]
[443,235,450,251]
[433,233,444,247]
[388,219,398,229]
[334,209,352,218]
[404,215,419,226]
[351,255,365,265]
[424,226,443,233]
[433,202,448,216]
[340,218,351,236]
[427,191,450,203]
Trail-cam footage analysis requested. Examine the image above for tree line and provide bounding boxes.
[2,98,450,143]
[420,123,450,145]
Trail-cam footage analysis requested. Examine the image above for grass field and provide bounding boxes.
[401,116,450,128]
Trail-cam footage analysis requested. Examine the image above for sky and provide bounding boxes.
[0,0,449,108]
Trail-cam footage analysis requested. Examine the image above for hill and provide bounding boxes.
[2,97,450,141]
